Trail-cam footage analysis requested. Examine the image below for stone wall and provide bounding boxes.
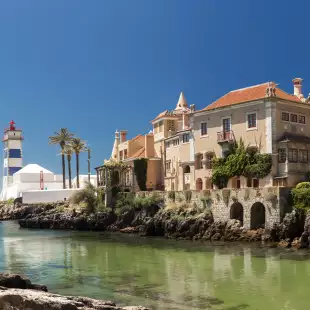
[137,187,292,230]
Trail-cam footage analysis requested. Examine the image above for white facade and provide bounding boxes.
[72,175,97,188]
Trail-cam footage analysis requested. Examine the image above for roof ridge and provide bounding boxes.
[231,82,270,93]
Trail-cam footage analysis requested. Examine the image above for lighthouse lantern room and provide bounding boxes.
[2,120,23,200]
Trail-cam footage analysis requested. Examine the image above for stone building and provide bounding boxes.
[163,78,310,191]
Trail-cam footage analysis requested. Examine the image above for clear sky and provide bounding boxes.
[0,0,309,176]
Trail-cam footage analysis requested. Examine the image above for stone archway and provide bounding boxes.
[196,178,203,191]
[250,202,266,229]
[230,202,244,226]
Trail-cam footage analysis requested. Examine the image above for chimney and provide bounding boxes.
[119,130,127,143]
[145,134,154,158]
[182,112,189,129]
[293,78,303,98]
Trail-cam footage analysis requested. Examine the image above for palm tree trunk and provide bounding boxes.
[76,153,80,188]
[68,155,72,189]
[62,153,66,189]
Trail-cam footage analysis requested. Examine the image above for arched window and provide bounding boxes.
[184,165,190,173]
[196,178,203,191]
[205,178,213,189]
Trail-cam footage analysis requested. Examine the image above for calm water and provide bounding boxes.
[0,221,310,310]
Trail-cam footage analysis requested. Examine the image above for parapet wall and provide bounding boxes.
[136,187,292,230]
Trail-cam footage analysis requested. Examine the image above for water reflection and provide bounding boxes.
[1,222,310,309]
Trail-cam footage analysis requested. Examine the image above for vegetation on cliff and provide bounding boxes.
[291,182,310,210]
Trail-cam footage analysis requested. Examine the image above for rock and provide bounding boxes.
[120,227,139,234]
[0,273,47,292]
[0,287,150,310]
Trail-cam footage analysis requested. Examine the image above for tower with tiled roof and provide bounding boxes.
[2,120,23,200]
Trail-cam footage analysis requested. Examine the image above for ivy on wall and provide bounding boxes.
[134,158,148,191]
[211,139,272,188]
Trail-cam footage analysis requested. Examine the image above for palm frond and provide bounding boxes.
[71,137,87,154]
[49,128,75,147]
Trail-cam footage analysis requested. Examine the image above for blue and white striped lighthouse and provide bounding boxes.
[1,120,23,200]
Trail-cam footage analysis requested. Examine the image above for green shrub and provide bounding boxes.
[200,196,212,208]
[168,191,176,201]
[296,182,310,189]
[292,183,310,210]
[70,183,99,214]
[184,190,192,202]
[6,198,14,205]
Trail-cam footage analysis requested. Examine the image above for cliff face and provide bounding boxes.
[3,201,310,248]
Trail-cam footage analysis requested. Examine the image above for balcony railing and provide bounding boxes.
[217,130,235,143]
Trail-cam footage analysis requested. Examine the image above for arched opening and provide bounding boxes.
[230,202,244,226]
[205,152,214,169]
[184,165,190,173]
[196,178,203,191]
[250,202,266,229]
[205,178,212,189]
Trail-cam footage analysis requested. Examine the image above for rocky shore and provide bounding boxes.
[0,273,148,310]
[0,201,308,248]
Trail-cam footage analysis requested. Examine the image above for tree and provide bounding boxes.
[133,158,148,191]
[63,145,73,189]
[49,128,74,189]
[71,137,87,188]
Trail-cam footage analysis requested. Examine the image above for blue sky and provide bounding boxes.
[0,0,309,176]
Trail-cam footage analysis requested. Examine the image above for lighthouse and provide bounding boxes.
[1,120,23,200]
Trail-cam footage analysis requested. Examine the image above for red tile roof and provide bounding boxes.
[203,82,302,111]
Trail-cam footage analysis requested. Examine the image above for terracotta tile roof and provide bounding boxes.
[129,147,145,159]
[130,134,143,142]
[203,82,302,111]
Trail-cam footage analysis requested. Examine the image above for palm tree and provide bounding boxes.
[63,144,73,189]
[49,128,75,189]
[71,137,86,188]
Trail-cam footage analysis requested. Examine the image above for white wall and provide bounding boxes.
[22,189,80,204]
[4,181,64,200]
[14,172,55,183]
[72,175,97,188]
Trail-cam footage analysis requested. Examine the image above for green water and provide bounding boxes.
[0,221,310,310]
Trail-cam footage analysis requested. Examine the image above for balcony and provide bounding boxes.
[217,130,235,143]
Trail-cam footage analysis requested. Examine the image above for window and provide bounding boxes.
[299,150,308,163]
[124,149,128,159]
[299,115,306,124]
[206,153,214,169]
[173,138,179,146]
[247,113,257,129]
[290,113,298,123]
[253,179,259,188]
[166,141,170,148]
[165,161,171,172]
[281,112,289,122]
[278,148,286,163]
[182,133,190,143]
[223,118,231,132]
[201,122,207,136]
[288,148,298,162]
[195,154,203,169]
[167,120,176,132]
